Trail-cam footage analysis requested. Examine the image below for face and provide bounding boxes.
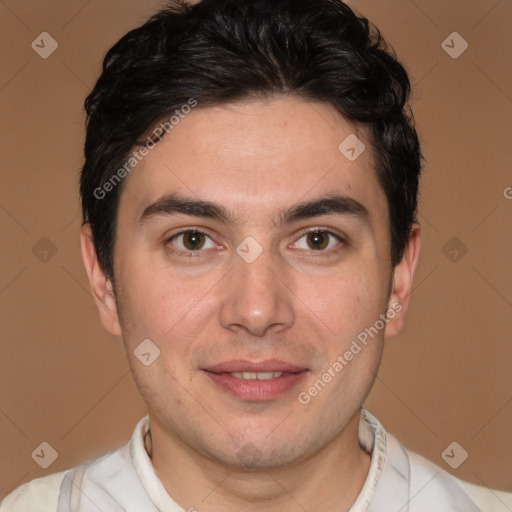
[82,95,419,470]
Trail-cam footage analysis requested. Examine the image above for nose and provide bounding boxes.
[218,243,295,337]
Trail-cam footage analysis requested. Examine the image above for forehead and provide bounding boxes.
[117,95,386,224]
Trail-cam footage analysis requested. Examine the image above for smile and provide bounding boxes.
[202,360,309,401]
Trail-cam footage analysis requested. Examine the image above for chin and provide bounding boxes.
[217,442,306,472]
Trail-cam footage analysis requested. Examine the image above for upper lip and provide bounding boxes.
[203,359,308,373]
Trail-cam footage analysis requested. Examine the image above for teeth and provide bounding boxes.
[230,371,283,380]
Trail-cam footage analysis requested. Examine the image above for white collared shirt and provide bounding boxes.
[2,408,511,511]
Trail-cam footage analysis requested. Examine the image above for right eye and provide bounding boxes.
[166,229,219,256]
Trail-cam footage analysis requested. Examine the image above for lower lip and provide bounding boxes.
[203,371,308,401]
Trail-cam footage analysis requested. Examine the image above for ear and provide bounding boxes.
[384,223,421,339]
[80,223,122,336]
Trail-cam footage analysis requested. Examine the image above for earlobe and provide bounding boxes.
[384,223,421,339]
[79,223,122,336]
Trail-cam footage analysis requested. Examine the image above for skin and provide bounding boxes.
[81,95,421,512]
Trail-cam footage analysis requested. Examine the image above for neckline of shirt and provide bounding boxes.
[129,407,387,511]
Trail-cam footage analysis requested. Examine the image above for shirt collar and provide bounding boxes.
[129,407,389,511]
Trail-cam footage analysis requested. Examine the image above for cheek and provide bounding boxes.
[299,267,386,338]
[116,258,218,354]
[115,260,174,341]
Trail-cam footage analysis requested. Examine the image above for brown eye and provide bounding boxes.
[182,231,206,250]
[168,230,216,253]
[306,231,330,250]
[290,229,342,253]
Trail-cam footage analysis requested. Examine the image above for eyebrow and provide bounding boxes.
[138,192,369,226]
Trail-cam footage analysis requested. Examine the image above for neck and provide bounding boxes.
[148,411,372,512]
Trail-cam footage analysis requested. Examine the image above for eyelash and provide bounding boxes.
[165,228,344,257]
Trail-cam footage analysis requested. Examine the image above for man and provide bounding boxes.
[2,0,511,510]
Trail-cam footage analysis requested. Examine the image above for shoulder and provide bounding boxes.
[1,443,133,512]
[455,478,512,511]
[1,471,66,512]
[406,445,512,511]
[1,418,149,512]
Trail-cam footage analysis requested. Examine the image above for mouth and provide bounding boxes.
[202,359,309,401]
[229,371,287,380]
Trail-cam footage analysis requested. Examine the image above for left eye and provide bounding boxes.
[168,230,216,252]
[291,230,342,251]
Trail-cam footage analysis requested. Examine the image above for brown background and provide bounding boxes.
[1,0,511,498]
